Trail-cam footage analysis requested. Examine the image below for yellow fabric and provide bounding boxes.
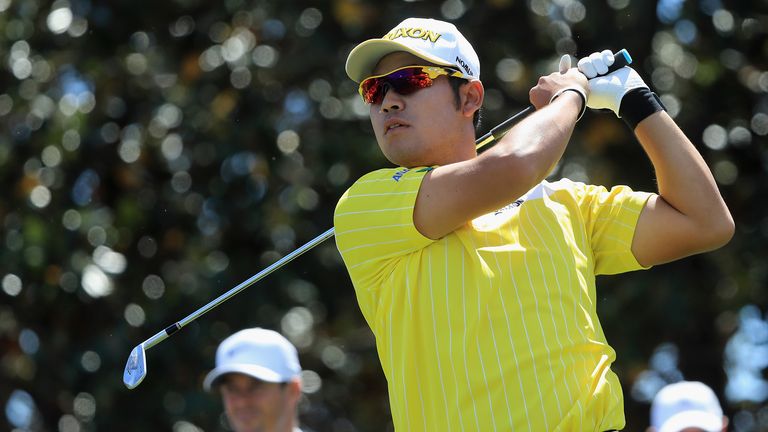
[334,167,653,431]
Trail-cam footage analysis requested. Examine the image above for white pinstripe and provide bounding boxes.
[356,175,423,184]
[523,200,575,405]
[334,223,411,237]
[483,232,518,428]
[340,238,409,254]
[335,206,413,217]
[346,191,417,198]
[428,252,452,431]
[531,199,589,419]
[466,233,497,430]
[444,238,465,430]
[476,334,498,432]
[519,212,563,423]
[487,234,531,430]
[387,272,406,431]
[504,222,548,429]
[485,306,515,428]
[461,247,482,431]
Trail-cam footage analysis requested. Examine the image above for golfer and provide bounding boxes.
[203,328,304,432]
[333,17,733,430]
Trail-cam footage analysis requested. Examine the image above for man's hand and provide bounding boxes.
[529,67,588,111]
[577,49,648,116]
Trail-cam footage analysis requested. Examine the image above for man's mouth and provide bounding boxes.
[384,120,409,135]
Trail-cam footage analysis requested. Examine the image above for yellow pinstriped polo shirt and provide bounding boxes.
[333,167,652,431]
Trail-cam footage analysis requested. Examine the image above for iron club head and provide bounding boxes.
[123,344,147,389]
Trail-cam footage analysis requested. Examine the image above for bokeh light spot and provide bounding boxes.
[29,185,52,208]
[703,124,727,150]
[124,303,146,327]
[5,389,36,429]
[73,392,96,421]
[142,274,165,300]
[47,7,73,34]
[277,130,300,154]
[2,274,23,297]
[19,328,40,355]
[81,264,113,298]
[301,370,322,394]
[81,351,101,372]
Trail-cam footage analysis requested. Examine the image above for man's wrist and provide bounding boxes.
[550,87,587,121]
[618,87,666,130]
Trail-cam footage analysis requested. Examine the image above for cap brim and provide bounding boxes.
[203,364,286,391]
[658,411,723,432]
[345,39,456,83]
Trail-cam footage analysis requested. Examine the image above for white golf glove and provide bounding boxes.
[577,49,648,117]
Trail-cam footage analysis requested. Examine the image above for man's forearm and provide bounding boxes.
[479,91,582,198]
[413,73,585,240]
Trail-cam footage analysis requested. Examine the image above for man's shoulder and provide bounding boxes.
[357,166,433,184]
[344,166,433,194]
[334,166,432,221]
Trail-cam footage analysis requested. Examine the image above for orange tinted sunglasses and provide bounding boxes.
[358,65,468,105]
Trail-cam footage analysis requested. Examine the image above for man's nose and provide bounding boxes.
[380,87,404,113]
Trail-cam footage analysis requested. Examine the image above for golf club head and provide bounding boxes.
[123,344,147,389]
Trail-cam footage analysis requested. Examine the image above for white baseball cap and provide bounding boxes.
[203,328,301,390]
[345,17,480,83]
[650,381,725,432]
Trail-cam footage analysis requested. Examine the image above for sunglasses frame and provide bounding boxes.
[358,65,468,105]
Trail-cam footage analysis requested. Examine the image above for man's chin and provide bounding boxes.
[231,417,262,432]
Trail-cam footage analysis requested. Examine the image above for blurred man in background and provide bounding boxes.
[648,381,729,432]
[204,328,303,432]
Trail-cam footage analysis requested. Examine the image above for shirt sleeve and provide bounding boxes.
[333,167,434,291]
[574,181,654,275]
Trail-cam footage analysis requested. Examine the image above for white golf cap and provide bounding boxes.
[650,381,724,432]
[345,17,480,83]
[203,328,301,390]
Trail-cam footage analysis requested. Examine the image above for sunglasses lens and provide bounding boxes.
[360,79,383,104]
[360,67,435,104]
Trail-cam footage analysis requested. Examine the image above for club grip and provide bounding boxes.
[604,49,632,75]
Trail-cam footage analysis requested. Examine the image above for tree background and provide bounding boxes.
[1,0,766,431]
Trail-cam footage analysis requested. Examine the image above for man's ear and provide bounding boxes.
[461,80,484,118]
[287,378,302,403]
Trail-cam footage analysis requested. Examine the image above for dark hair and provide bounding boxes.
[448,76,482,129]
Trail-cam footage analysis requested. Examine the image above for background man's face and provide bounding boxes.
[219,374,296,432]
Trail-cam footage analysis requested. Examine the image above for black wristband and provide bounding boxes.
[550,87,587,121]
[618,87,666,130]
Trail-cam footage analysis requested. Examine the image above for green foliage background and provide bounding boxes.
[1,0,766,430]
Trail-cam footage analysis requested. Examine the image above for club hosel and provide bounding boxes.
[142,329,171,351]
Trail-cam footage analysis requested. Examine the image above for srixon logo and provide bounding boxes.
[384,27,442,43]
[456,56,473,76]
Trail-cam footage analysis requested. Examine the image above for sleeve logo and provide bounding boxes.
[392,168,410,182]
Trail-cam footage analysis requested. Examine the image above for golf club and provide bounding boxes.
[123,49,632,389]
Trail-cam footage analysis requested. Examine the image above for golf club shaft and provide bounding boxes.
[136,49,632,351]
[140,228,335,351]
[475,105,535,152]
[136,105,534,352]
